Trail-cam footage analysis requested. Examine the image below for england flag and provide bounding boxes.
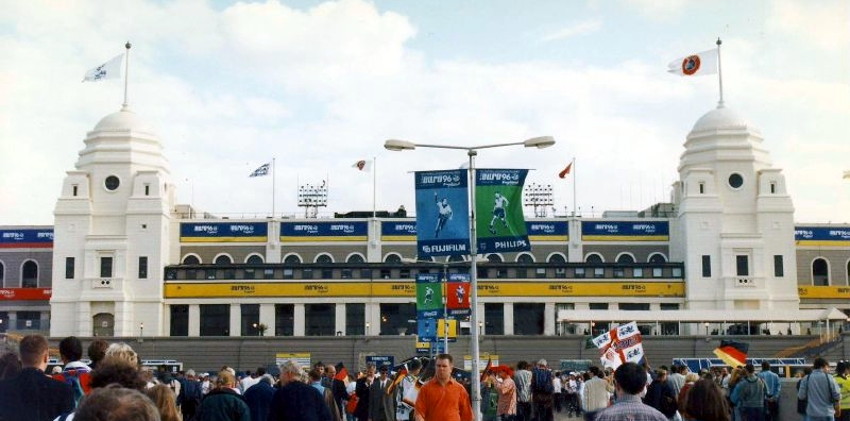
[249,163,270,177]
[82,54,123,82]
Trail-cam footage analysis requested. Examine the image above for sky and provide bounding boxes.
[1,0,849,226]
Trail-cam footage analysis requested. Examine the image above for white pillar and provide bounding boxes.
[189,304,200,337]
[294,303,306,336]
[544,303,556,336]
[503,303,514,335]
[335,304,346,336]
[77,302,93,337]
[230,304,241,337]
[260,304,275,336]
[367,303,381,336]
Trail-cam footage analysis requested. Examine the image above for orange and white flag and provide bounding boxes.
[668,48,718,76]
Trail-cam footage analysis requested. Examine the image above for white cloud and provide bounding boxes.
[767,0,850,53]
[540,20,602,42]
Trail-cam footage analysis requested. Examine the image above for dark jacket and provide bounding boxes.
[643,378,678,418]
[0,367,75,421]
[195,387,251,421]
[268,379,332,421]
[244,380,275,421]
[354,377,372,419]
[368,377,396,421]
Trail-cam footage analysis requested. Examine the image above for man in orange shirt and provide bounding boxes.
[415,354,473,421]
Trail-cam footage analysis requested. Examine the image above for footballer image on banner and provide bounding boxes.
[414,169,471,257]
[475,169,531,253]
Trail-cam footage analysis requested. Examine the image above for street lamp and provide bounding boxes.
[385,135,555,421]
[704,322,710,336]
[365,321,371,336]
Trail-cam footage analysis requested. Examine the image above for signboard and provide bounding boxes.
[275,352,311,369]
[416,274,443,313]
[381,222,417,241]
[795,226,850,246]
[799,286,850,299]
[559,360,593,373]
[180,222,267,243]
[581,221,669,241]
[280,222,368,242]
[463,354,499,372]
[437,319,458,340]
[0,229,53,248]
[445,273,471,316]
[365,355,395,369]
[475,169,531,253]
[526,221,568,242]
[418,318,438,342]
[0,288,52,301]
[164,281,685,298]
[414,170,471,257]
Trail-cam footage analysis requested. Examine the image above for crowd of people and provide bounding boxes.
[1,334,849,421]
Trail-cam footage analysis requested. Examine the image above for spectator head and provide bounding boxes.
[814,357,829,369]
[104,342,139,366]
[613,362,647,396]
[309,368,323,382]
[588,366,600,377]
[76,385,159,421]
[685,379,730,421]
[365,362,377,377]
[761,361,771,371]
[260,374,274,385]
[257,367,266,376]
[654,369,668,380]
[517,361,529,370]
[537,359,548,368]
[744,363,755,374]
[408,358,422,373]
[325,364,336,377]
[59,336,83,363]
[0,352,22,380]
[146,384,181,421]
[280,360,303,384]
[379,364,390,377]
[19,334,49,368]
[685,373,700,383]
[87,339,109,367]
[217,369,237,388]
[90,358,146,391]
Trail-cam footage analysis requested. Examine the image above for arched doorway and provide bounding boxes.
[93,313,115,337]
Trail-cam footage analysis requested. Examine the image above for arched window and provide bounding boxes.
[384,254,402,264]
[246,254,264,264]
[813,258,830,286]
[22,260,38,288]
[516,253,534,264]
[214,254,233,265]
[448,255,466,263]
[346,253,366,264]
[315,254,334,264]
[182,255,201,265]
[486,254,503,263]
[648,253,667,263]
[283,254,302,265]
[0,261,4,287]
[547,254,566,264]
[585,253,604,264]
[616,253,636,264]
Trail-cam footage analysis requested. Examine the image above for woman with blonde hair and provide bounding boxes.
[147,383,182,421]
[104,342,139,366]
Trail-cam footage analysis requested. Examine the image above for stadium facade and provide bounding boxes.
[1,103,849,340]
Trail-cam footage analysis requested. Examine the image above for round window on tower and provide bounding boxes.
[104,175,120,191]
[728,173,744,189]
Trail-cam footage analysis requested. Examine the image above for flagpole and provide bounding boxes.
[272,158,276,218]
[372,156,377,218]
[716,37,724,107]
[123,41,131,108]
[572,158,577,217]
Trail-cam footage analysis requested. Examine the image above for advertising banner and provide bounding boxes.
[275,352,311,368]
[180,222,268,243]
[381,221,417,241]
[0,229,53,248]
[414,170,470,257]
[526,221,569,242]
[475,169,531,253]
[417,318,438,342]
[416,273,443,313]
[795,226,850,246]
[365,355,395,369]
[280,221,368,242]
[445,273,471,316]
[581,221,669,241]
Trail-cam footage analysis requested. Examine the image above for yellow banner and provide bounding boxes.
[798,286,850,299]
[165,281,683,298]
[180,236,268,243]
[438,319,458,338]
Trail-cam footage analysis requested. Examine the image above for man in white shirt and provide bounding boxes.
[553,372,563,414]
[582,366,613,421]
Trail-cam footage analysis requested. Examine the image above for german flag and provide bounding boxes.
[713,340,749,367]
[480,357,493,382]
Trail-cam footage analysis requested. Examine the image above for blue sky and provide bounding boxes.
[1,0,848,225]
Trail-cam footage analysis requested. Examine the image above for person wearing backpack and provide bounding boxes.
[730,363,766,421]
[53,336,92,408]
[530,359,554,421]
[179,369,204,421]
[644,369,678,420]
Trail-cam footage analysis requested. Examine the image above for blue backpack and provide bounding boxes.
[53,369,91,407]
[531,368,554,394]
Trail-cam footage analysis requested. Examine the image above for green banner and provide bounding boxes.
[416,273,443,312]
[475,169,530,253]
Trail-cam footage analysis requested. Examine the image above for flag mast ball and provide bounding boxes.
[384,136,555,421]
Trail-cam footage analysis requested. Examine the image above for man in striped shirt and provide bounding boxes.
[595,363,667,421]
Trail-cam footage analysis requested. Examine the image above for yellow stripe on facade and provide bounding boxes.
[180,236,268,243]
[795,240,850,247]
[528,235,569,241]
[165,281,684,298]
[798,286,850,299]
[280,236,369,242]
[380,235,417,241]
[581,235,669,242]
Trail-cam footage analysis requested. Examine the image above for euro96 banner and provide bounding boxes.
[475,169,531,254]
[414,170,470,258]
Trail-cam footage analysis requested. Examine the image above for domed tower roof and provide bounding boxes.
[690,105,752,133]
[91,105,156,135]
[678,104,769,172]
[76,106,168,173]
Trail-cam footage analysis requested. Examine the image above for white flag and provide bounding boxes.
[249,163,270,177]
[668,48,718,76]
[82,54,123,82]
[352,159,372,172]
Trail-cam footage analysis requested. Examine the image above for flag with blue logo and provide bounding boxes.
[82,54,123,82]
[249,163,270,177]
[414,169,470,258]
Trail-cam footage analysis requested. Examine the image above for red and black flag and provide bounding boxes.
[713,340,749,367]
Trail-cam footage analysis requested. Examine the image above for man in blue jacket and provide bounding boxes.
[269,360,332,421]
[0,334,74,421]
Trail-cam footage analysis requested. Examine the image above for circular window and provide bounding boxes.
[728,173,743,189]
[104,175,120,191]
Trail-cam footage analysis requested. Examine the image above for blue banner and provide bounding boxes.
[581,221,669,241]
[526,221,569,241]
[475,169,531,253]
[414,170,470,257]
[365,355,395,368]
[180,222,268,242]
[0,229,53,248]
[381,221,417,241]
[417,318,438,342]
[795,226,850,246]
[280,221,368,242]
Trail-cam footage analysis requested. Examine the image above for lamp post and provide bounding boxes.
[704,322,709,336]
[385,135,555,420]
[365,321,371,336]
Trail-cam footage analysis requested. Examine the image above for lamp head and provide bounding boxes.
[384,139,416,151]
[523,136,555,149]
